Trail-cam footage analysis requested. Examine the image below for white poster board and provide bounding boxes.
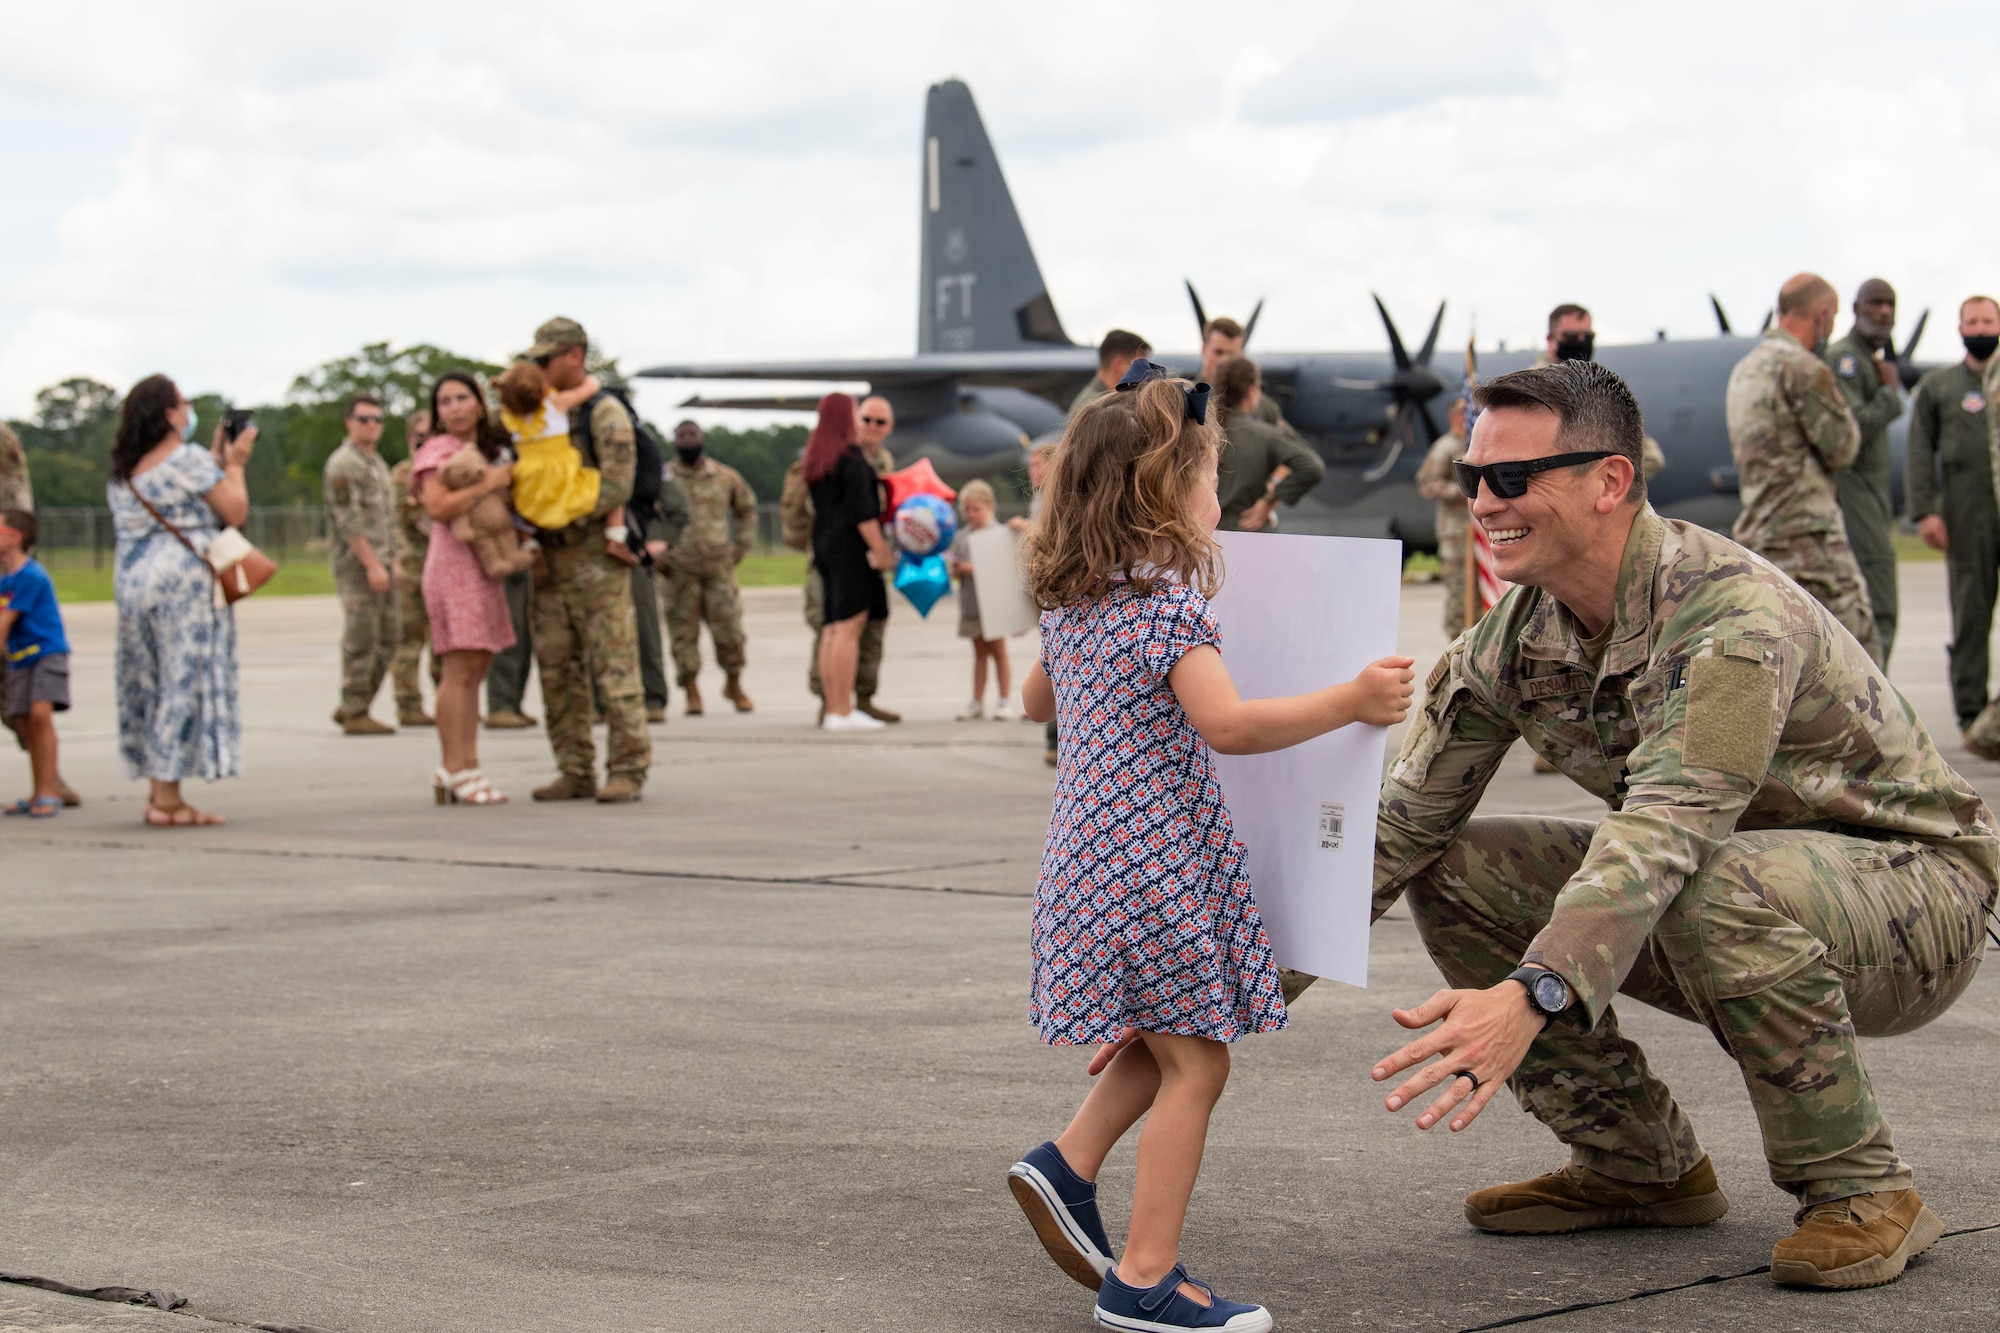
[1207,531,1403,988]
[966,523,1039,640]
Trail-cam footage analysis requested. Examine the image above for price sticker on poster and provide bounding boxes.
[1207,531,1403,987]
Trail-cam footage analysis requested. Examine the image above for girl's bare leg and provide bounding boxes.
[992,638,1012,699]
[1054,1038,1162,1181]
[1116,1032,1230,1296]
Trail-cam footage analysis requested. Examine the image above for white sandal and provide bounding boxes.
[434,767,508,805]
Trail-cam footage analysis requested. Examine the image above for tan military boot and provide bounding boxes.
[1464,1157,1729,1234]
[646,706,667,724]
[399,706,435,727]
[57,776,81,808]
[532,773,596,802]
[341,715,394,736]
[1770,1188,1944,1289]
[595,773,644,804]
[485,709,537,729]
[856,694,900,723]
[684,681,704,716]
[723,673,754,713]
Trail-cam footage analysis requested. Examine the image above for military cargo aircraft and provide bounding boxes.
[640,80,1929,548]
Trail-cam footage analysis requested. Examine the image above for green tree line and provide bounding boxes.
[8,343,811,508]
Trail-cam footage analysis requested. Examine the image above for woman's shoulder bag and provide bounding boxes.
[126,480,278,603]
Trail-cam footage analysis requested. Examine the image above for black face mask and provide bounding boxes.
[675,445,704,465]
[1554,333,1595,362]
[1965,334,2000,362]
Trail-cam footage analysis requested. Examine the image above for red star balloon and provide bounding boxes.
[880,459,957,515]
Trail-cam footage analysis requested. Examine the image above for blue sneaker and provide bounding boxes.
[1093,1265,1272,1332]
[1007,1141,1114,1288]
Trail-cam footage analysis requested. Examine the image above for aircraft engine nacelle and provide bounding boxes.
[885,401,1032,485]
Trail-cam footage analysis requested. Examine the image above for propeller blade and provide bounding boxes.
[1372,293,1413,372]
[1416,399,1442,445]
[1184,279,1209,342]
[1903,308,1928,361]
[1710,294,1732,336]
[1897,307,1930,390]
[1243,297,1265,347]
[1361,410,1411,483]
[1414,300,1446,367]
[1759,309,1773,334]
[1332,377,1396,392]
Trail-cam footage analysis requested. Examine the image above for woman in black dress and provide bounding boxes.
[804,393,898,732]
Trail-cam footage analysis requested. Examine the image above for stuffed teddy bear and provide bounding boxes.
[437,447,535,579]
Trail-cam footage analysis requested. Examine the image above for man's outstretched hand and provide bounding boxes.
[1372,981,1547,1133]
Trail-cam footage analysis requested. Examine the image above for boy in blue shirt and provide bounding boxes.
[0,509,70,817]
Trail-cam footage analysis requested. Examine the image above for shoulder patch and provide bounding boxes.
[1682,654,1777,782]
[1836,353,1859,378]
[1962,391,1986,414]
[1426,653,1452,697]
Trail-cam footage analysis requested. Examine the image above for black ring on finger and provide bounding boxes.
[1452,1070,1480,1093]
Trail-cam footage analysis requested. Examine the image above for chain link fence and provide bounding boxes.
[35,504,807,568]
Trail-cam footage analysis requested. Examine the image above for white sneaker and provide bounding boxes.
[956,700,985,721]
[823,710,886,733]
[992,698,1018,721]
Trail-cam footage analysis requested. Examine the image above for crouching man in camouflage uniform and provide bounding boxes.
[1355,360,1996,1291]
[523,317,651,803]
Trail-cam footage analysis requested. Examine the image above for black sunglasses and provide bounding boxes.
[1453,451,1615,500]
[860,415,891,426]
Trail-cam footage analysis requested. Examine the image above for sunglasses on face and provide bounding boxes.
[351,414,384,424]
[1453,451,1615,500]
[860,416,891,427]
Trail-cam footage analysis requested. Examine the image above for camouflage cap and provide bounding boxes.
[527,316,588,360]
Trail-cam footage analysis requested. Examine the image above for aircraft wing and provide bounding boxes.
[638,349,1302,407]
[637,350,1095,393]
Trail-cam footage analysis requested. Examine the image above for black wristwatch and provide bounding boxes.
[1506,967,1571,1028]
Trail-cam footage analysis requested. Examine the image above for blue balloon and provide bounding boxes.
[893,552,952,617]
[892,493,957,557]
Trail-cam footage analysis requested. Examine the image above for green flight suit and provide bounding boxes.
[1363,508,1996,1205]
[1824,332,1905,664]
[1217,414,1324,530]
[1906,360,1999,728]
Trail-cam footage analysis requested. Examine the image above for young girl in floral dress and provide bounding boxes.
[1008,365,1414,1332]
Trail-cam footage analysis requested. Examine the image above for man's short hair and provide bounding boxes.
[675,419,702,433]
[1203,317,1244,342]
[1777,273,1837,317]
[346,394,381,417]
[1546,303,1589,334]
[1,508,37,552]
[1097,329,1151,368]
[1472,360,1647,504]
[1961,295,2000,322]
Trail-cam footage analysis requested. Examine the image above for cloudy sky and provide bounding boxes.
[4,0,1998,421]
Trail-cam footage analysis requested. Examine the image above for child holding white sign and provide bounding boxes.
[1007,365,1413,1333]
[948,480,1016,720]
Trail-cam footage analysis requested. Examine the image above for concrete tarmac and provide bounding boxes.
[1,565,1996,1332]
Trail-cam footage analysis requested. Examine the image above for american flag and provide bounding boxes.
[1462,337,1511,622]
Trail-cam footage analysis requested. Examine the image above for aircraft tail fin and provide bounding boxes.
[918,80,1072,354]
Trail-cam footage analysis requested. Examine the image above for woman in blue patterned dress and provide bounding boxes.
[1004,366,1415,1333]
[107,374,254,827]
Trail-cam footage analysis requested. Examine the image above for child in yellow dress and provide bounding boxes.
[496,362,627,554]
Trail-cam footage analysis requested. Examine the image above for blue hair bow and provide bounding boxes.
[1114,358,1211,425]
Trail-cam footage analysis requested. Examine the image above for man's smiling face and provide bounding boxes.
[1462,404,1615,588]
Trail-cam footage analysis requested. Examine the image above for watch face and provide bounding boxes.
[1533,971,1569,1013]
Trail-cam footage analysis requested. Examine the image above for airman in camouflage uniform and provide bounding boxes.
[323,417,399,734]
[1350,360,1992,1289]
[1910,297,2000,740]
[1725,300,1881,663]
[387,453,440,725]
[524,317,650,803]
[0,422,30,510]
[1415,402,1470,637]
[783,408,899,719]
[1823,279,1905,665]
[664,424,756,713]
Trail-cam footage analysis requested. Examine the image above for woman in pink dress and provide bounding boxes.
[410,371,517,805]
